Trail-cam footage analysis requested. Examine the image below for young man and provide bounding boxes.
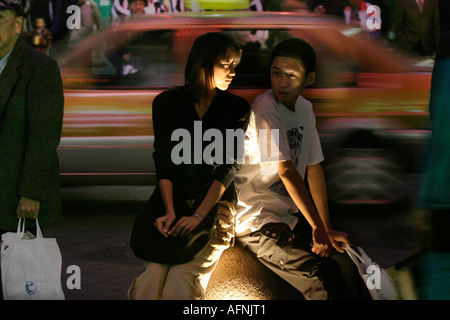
[234,38,369,300]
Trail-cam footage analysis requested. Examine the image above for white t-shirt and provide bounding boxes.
[235,90,324,236]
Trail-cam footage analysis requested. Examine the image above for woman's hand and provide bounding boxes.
[168,215,201,238]
[155,211,176,238]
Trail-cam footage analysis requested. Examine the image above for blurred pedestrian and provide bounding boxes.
[307,0,345,16]
[68,0,102,46]
[109,47,139,75]
[0,0,64,298]
[394,0,439,56]
[344,0,382,38]
[417,0,450,300]
[166,0,184,13]
[129,0,166,15]
[129,0,147,14]
[30,17,52,55]
[249,0,264,11]
[368,0,393,39]
[128,32,250,300]
[282,0,310,11]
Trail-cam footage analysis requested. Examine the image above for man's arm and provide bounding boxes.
[307,163,349,253]
[277,160,333,257]
[17,57,64,219]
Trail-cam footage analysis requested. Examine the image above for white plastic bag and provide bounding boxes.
[1,219,65,300]
[344,244,399,300]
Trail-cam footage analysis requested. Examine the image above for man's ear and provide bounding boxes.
[306,71,316,86]
[15,15,24,35]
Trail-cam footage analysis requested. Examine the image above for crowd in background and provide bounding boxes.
[19,0,439,59]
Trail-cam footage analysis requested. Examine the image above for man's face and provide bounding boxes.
[0,9,22,59]
[130,0,146,14]
[270,56,315,110]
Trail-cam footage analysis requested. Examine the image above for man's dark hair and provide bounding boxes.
[269,38,316,76]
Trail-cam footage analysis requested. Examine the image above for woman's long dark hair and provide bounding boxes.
[184,32,242,103]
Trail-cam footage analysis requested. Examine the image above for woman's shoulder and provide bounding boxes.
[155,86,186,101]
[153,87,189,109]
[220,90,251,112]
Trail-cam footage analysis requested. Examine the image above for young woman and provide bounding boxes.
[129,32,250,300]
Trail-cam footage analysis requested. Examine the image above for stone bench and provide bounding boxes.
[205,245,304,300]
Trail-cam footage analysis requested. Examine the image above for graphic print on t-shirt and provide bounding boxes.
[269,127,304,197]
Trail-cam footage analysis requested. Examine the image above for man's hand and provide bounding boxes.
[327,230,351,253]
[311,227,333,257]
[17,196,41,219]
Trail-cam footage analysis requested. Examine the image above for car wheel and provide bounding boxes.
[324,147,407,205]
[323,130,407,206]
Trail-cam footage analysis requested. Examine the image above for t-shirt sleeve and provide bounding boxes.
[252,93,291,166]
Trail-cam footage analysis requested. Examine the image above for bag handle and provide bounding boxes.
[35,219,44,239]
[16,218,44,239]
[343,243,367,264]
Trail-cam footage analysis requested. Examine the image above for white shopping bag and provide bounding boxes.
[344,244,399,300]
[1,219,65,300]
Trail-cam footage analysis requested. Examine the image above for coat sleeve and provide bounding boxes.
[17,58,64,201]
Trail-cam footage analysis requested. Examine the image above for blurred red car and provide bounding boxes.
[57,11,433,205]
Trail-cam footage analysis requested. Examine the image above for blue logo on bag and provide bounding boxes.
[25,281,37,295]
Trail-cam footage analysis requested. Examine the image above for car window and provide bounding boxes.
[228,27,368,89]
[61,28,220,89]
[60,25,398,90]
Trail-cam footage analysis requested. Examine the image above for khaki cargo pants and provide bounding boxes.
[128,201,235,300]
[236,218,371,300]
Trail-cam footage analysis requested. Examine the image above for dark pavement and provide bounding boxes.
[44,180,427,300]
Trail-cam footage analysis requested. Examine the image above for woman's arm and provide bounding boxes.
[155,179,176,237]
[168,180,226,237]
[152,92,178,237]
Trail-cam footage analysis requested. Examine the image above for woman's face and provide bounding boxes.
[213,55,237,91]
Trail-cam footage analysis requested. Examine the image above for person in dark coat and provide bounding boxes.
[394,0,440,56]
[0,0,64,233]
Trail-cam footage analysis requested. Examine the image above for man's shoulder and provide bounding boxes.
[296,95,316,122]
[296,95,313,110]
[252,90,278,114]
[16,39,58,69]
